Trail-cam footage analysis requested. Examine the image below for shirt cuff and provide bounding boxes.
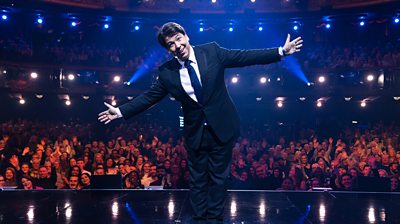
[116,108,123,118]
[278,47,285,57]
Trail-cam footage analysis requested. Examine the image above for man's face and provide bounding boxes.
[164,32,191,61]
[341,176,352,189]
[157,168,166,178]
[21,164,29,173]
[150,166,157,177]
[69,177,79,189]
[77,161,85,169]
[96,168,105,175]
[39,167,48,178]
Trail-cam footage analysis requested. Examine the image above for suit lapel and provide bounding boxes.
[193,46,210,104]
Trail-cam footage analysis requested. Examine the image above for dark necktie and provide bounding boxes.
[184,59,202,103]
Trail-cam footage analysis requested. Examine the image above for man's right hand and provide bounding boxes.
[98,102,120,124]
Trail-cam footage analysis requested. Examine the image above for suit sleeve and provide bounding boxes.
[212,42,282,68]
[119,78,168,119]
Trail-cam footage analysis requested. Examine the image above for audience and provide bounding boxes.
[0,119,399,192]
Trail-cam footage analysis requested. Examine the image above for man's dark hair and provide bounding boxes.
[157,22,186,49]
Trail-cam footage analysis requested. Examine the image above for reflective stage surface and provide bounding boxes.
[0,189,399,223]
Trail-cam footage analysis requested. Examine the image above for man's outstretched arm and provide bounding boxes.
[98,78,168,124]
[216,34,303,68]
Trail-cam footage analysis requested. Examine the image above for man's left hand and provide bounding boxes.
[283,34,303,56]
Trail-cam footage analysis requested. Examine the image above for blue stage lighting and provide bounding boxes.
[325,23,331,29]
[228,27,233,32]
[359,21,365,26]
[104,24,109,29]
[258,26,263,31]
[71,21,77,27]
[1,15,7,20]
[134,25,140,31]
[395,18,399,24]
[293,25,298,31]
[199,27,204,32]
[37,18,43,24]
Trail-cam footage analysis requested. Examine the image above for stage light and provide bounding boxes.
[293,25,299,31]
[127,96,133,100]
[113,75,121,82]
[71,21,77,27]
[352,120,358,124]
[27,207,34,221]
[228,27,233,32]
[259,202,266,218]
[344,97,352,101]
[1,15,7,20]
[394,96,400,101]
[112,202,118,217]
[368,207,376,223]
[230,201,237,216]
[258,26,263,31]
[360,101,366,107]
[378,74,384,85]
[211,0,217,3]
[231,76,238,83]
[251,0,256,2]
[65,100,71,106]
[260,77,267,84]
[67,74,75,81]
[82,95,90,100]
[277,101,283,108]
[179,0,184,2]
[319,204,326,222]
[316,101,323,107]
[37,18,43,24]
[111,100,117,106]
[256,97,262,101]
[134,25,140,31]
[65,207,72,219]
[19,99,26,105]
[35,94,43,99]
[30,72,38,79]
[199,27,204,32]
[359,21,365,26]
[104,24,109,29]
[325,23,331,29]
[2,70,6,74]
[395,18,399,24]
[366,74,374,82]
[307,82,312,86]
[277,77,281,82]
[318,76,326,83]
[299,97,306,101]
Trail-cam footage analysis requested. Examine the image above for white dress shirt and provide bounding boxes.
[176,46,202,102]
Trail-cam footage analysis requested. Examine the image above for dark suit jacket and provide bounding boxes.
[120,42,281,149]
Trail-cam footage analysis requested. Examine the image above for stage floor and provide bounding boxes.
[0,189,399,223]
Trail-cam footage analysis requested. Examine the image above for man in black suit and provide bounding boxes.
[99,22,302,222]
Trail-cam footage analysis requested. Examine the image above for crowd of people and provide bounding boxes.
[0,119,399,192]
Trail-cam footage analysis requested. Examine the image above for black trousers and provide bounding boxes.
[187,125,235,220]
